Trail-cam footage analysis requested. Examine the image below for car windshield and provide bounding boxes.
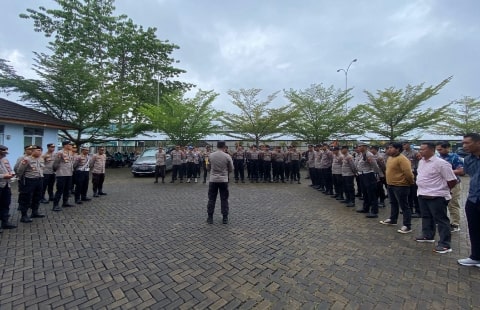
[142,149,157,157]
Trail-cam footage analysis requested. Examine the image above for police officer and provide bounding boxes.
[261,145,272,183]
[202,145,211,184]
[356,142,381,218]
[341,146,357,207]
[40,143,56,203]
[154,146,167,184]
[232,145,246,183]
[15,145,46,222]
[306,144,316,187]
[74,145,91,204]
[331,146,344,200]
[247,145,260,183]
[52,140,74,211]
[170,145,183,183]
[90,146,107,197]
[319,143,334,195]
[289,145,302,184]
[0,145,17,231]
[272,146,285,183]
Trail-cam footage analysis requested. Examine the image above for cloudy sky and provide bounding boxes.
[1,0,479,112]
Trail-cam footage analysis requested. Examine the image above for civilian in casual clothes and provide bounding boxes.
[380,142,415,234]
[415,142,457,254]
[458,133,480,266]
[435,141,464,232]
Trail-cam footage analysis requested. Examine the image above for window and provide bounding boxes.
[24,127,43,147]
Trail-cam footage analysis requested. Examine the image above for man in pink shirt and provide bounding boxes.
[415,142,458,254]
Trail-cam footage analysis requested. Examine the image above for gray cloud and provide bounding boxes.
[1,0,479,111]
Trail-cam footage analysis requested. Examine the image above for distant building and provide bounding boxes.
[0,98,74,159]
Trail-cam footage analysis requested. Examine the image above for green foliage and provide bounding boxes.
[138,90,222,145]
[433,96,480,136]
[356,77,452,142]
[284,84,363,144]
[0,0,191,145]
[220,89,292,146]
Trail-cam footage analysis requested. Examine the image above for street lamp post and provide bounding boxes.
[337,58,357,113]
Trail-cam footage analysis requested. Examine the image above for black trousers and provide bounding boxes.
[315,168,323,189]
[321,167,333,192]
[155,165,166,181]
[74,171,89,201]
[171,165,180,181]
[290,161,300,181]
[42,173,55,200]
[332,174,343,196]
[18,177,43,214]
[234,159,245,181]
[342,175,355,203]
[54,175,72,205]
[207,182,229,216]
[0,185,12,222]
[272,161,284,181]
[359,172,378,213]
[309,167,317,185]
[249,160,259,180]
[466,199,480,260]
[92,173,105,194]
[186,162,196,179]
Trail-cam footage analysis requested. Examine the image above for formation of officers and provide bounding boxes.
[154,144,304,185]
[0,141,107,232]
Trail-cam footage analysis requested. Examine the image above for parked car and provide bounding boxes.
[131,148,173,177]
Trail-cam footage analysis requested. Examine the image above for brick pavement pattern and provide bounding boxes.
[1,168,479,309]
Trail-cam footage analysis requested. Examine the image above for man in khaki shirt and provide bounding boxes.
[380,142,415,234]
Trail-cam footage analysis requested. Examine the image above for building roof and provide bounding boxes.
[0,98,75,130]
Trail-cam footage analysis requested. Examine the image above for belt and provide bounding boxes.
[419,195,440,200]
[26,177,42,180]
[358,171,373,175]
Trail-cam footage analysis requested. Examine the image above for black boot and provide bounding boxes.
[222,215,228,224]
[31,210,45,218]
[207,214,213,224]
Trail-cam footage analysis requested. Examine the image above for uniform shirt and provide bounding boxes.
[42,151,55,174]
[332,153,344,175]
[186,150,195,163]
[155,151,166,166]
[341,154,356,176]
[319,150,333,168]
[208,150,234,183]
[90,153,106,174]
[248,150,259,160]
[402,149,419,171]
[232,150,245,161]
[171,150,183,165]
[385,154,414,186]
[0,156,13,188]
[16,156,44,178]
[53,150,74,177]
[289,151,301,161]
[306,150,315,167]
[464,154,480,203]
[314,151,322,169]
[372,152,386,178]
[416,155,457,200]
[74,154,91,171]
[262,150,272,161]
[273,151,285,162]
[356,151,380,174]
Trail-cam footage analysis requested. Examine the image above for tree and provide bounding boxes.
[283,84,364,144]
[220,89,292,146]
[356,77,452,142]
[137,90,222,145]
[433,96,480,136]
[0,0,191,146]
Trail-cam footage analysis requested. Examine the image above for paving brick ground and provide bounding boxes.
[1,167,479,309]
